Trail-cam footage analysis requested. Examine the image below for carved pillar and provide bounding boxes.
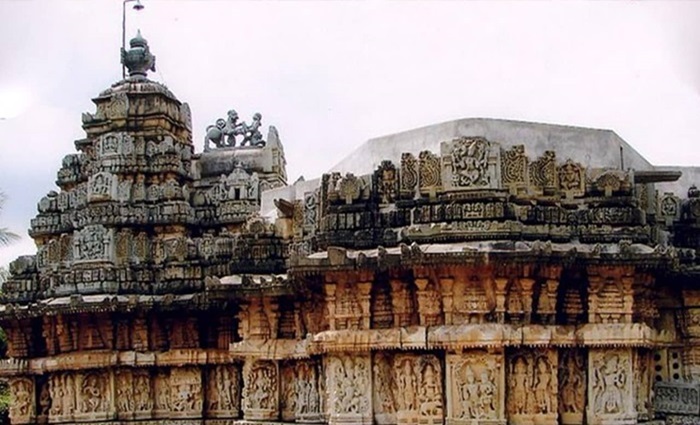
[8,376,35,424]
[390,279,412,327]
[440,277,455,325]
[587,348,636,425]
[538,266,561,324]
[357,281,373,330]
[243,359,279,420]
[494,278,509,324]
[326,353,372,425]
[263,296,280,338]
[415,277,442,326]
[446,350,505,425]
[325,282,337,331]
[519,278,536,324]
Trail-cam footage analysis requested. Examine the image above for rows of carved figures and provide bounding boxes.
[8,349,647,425]
[318,139,634,211]
[9,366,238,424]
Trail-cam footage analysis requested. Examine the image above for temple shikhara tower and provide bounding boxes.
[4,32,700,425]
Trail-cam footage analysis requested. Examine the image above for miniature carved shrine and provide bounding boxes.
[3,33,700,425]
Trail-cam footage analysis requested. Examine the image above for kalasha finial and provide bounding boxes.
[120,30,156,79]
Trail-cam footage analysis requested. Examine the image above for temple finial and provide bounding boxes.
[120,30,156,79]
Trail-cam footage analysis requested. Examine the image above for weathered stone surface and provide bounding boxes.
[9,34,700,425]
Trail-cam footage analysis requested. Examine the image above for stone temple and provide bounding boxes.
[4,33,700,425]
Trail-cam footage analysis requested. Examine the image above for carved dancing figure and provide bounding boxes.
[595,355,626,414]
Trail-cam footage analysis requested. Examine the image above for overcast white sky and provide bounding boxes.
[1,0,700,266]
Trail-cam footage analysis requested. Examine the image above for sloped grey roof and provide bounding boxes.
[330,117,654,175]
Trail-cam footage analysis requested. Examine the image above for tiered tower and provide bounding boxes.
[1,33,287,424]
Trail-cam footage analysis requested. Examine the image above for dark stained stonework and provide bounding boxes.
[4,37,700,425]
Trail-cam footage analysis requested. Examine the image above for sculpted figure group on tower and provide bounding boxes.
[204,109,266,151]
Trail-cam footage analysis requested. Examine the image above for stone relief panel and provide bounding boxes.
[400,152,418,198]
[501,145,528,194]
[9,377,34,424]
[97,132,134,157]
[116,368,153,419]
[304,190,319,232]
[76,370,111,419]
[335,281,363,330]
[446,351,504,425]
[99,92,129,120]
[49,372,77,421]
[243,360,279,420]
[558,159,585,199]
[88,171,118,202]
[452,274,493,324]
[170,367,203,417]
[327,354,372,425]
[280,360,322,423]
[73,224,114,262]
[558,349,586,425]
[375,160,399,204]
[529,151,557,194]
[393,354,443,425]
[153,369,171,417]
[654,381,700,416]
[441,137,500,191]
[588,349,635,425]
[207,364,241,418]
[419,150,443,195]
[507,349,558,425]
[373,352,397,425]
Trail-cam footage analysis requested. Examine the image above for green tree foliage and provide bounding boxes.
[0,191,15,424]
[0,192,18,247]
